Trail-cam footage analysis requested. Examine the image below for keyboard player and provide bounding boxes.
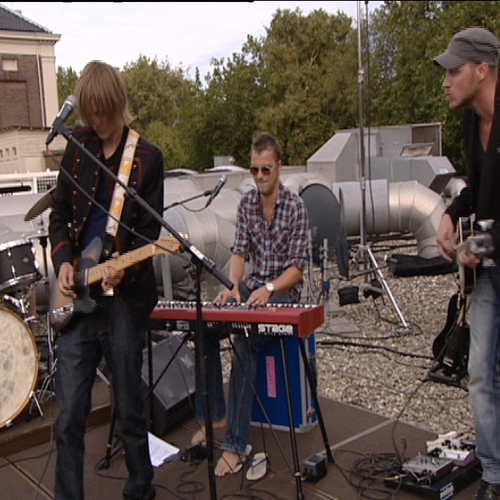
[191,132,309,477]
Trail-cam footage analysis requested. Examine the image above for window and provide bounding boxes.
[2,59,19,72]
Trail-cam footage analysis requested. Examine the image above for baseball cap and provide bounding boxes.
[434,27,500,70]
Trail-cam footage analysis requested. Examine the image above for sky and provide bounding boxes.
[4,1,383,80]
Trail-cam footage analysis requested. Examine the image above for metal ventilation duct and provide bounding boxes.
[306,123,456,193]
[0,140,453,306]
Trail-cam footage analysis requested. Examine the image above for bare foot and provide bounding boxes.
[191,419,228,444]
[215,450,246,477]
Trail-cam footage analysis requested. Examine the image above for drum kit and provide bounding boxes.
[0,188,56,429]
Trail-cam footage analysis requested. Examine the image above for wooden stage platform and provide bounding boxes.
[0,375,482,500]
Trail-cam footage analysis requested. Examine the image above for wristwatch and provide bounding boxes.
[265,282,275,295]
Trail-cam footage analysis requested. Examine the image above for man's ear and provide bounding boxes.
[476,61,490,81]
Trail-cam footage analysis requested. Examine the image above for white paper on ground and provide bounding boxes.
[148,432,180,467]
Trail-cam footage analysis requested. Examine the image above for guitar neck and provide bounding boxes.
[458,216,476,295]
[85,238,178,285]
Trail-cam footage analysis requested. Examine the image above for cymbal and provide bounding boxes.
[26,232,49,240]
[24,186,56,222]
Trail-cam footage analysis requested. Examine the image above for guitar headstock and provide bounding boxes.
[154,236,181,255]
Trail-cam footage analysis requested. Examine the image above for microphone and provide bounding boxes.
[46,95,78,145]
[209,175,227,202]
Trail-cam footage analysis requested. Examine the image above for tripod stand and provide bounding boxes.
[352,244,408,328]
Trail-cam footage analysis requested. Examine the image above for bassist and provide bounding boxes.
[435,27,500,500]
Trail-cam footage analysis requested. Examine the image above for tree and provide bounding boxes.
[243,8,359,165]
[368,1,500,175]
[185,52,267,169]
[121,55,194,169]
[56,66,79,129]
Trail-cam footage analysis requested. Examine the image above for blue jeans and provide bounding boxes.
[54,297,155,500]
[195,283,295,455]
[469,267,500,484]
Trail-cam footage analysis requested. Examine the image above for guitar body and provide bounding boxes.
[432,293,470,369]
[430,292,470,386]
[432,292,459,361]
[49,235,179,332]
[49,237,103,333]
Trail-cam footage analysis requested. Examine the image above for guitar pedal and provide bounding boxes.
[402,454,454,479]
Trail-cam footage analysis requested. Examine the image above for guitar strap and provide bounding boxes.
[102,128,140,295]
[105,128,140,240]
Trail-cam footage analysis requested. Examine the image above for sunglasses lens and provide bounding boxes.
[250,166,272,176]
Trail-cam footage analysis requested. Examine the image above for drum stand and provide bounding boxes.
[27,223,58,419]
[30,311,58,416]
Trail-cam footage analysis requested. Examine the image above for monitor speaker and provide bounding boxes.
[142,334,196,436]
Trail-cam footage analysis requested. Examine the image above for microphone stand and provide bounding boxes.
[55,124,231,500]
[163,189,215,212]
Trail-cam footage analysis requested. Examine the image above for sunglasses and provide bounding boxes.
[249,165,273,176]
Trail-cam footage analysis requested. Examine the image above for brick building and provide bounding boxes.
[0,3,64,187]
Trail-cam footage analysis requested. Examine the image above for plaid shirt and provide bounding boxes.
[232,182,309,302]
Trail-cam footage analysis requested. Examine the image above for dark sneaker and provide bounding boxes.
[474,481,500,500]
[123,486,156,500]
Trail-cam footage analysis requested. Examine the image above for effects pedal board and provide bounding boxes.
[385,455,481,500]
[385,432,481,499]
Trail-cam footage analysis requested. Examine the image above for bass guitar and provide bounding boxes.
[49,235,179,332]
[428,217,474,387]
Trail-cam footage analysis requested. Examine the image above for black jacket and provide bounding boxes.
[49,126,165,327]
[445,83,500,264]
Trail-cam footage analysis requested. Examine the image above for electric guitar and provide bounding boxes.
[49,235,180,332]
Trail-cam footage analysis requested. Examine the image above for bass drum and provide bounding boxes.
[0,308,38,428]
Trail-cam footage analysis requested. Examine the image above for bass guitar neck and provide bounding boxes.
[458,216,476,295]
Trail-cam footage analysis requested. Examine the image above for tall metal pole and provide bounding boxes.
[356,1,408,329]
[357,0,367,258]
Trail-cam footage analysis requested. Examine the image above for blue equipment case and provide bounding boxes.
[251,333,318,433]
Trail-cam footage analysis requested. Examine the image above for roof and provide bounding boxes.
[0,3,52,33]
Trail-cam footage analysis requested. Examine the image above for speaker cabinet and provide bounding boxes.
[142,334,195,436]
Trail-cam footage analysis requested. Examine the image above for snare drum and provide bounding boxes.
[0,240,41,293]
[0,307,38,428]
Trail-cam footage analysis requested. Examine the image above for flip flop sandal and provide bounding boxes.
[228,444,253,474]
[246,452,268,481]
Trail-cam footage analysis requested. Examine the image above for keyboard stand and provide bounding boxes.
[297,337,334,464]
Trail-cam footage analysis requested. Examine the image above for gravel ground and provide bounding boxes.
[311,237,474,439]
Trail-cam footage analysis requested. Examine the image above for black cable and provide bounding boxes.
[176,464,206,496]
[316,338,433,361]
[332,448,404,500]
